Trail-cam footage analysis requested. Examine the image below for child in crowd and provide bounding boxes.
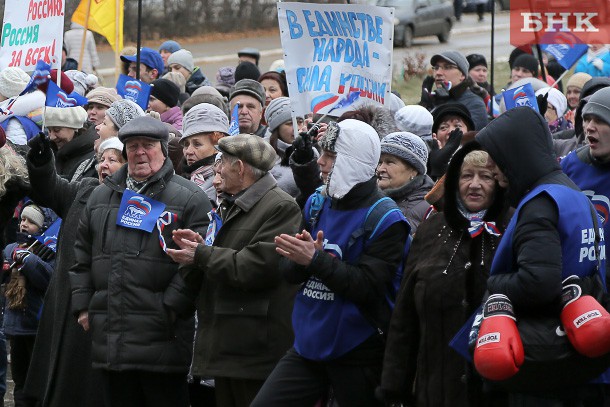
[2,202,55,405]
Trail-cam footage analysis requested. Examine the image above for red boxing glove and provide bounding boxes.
[474,294,524,381]
[561,275,610,358]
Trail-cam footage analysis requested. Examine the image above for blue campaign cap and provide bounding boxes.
[121,47,165,75]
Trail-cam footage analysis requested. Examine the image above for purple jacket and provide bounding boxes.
[161,106,183,131]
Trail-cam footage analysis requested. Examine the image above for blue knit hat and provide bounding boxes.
[159,40,181,54]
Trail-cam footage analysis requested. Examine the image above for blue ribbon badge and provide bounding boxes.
[117,190,166,232]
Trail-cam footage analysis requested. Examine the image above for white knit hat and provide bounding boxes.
[168,49,194,73]
[394,105,433,137]
[65,70,98,96]
[98,137,124,155]
[0,67,31,99]
[264,97,292,133]
[44,106,88,129]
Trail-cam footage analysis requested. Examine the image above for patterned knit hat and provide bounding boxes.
[106,99,145,129]
[264,97,292,132]
[381,132,429,175]
[65,70,98,96]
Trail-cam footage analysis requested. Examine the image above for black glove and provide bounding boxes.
[427,128,463,178]
[419,76,435,109]
[34,244,55,262]
[291,132,314,164]
[536,92,549,116]
[28,132,53,167]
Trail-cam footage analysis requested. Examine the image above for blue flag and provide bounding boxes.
[228,102,240,136]
[115,74,151,110]
[328,90,360,114]
[34,218,62,253]
[503,83,539,113]
[116,190,166,233]
[45,81,88,108]
[19,60,51,96]
[541,43,588,70]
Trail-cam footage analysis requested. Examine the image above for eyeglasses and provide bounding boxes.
[432,64,458,72]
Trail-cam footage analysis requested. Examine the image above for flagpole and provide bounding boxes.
[136,0,142,81]
[489,0,495,101]
[78,0,92,72]
[115,0,120,84]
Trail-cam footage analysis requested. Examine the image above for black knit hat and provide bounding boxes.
[150,79,180,108]
[432,103,475,134]
[466,53,488,70]
[234,61,261,82]
[513,54,539,77]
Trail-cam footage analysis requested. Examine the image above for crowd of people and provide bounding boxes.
[0,27,609,407]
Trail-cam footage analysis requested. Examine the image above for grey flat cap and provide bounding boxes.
[118,116,169,144]
[218,134,276,172]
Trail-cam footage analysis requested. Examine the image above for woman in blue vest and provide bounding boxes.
[380,144,509,407]
[251,119,411,407]
[476,107,607,406]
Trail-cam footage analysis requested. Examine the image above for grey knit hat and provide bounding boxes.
[431,51,470,77]
[394,105,433,137]
[106,99,145,129]
[167,49,194,73]
[582,87,610,125]
[381,132,429,175]
[230,79,265,107]
[182,103,229,139]
[264,97,292,133]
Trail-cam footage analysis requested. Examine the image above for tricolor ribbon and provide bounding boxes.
[156,211,178,252]
[468,217,501,238]
[205,209,222,246]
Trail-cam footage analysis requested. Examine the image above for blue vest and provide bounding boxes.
[0,116,41,141]
[561,151,610,274]
[491,184,605,284]
[292,194,408,361]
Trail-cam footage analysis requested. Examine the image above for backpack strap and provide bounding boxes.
[347,196,409,251]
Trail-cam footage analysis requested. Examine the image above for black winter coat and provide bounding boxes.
[23,155,103,407]
[381,143,508,407]
[475,107,583,313]
[53,126,96,180]
[383,173,434,234]
[70,159,211,373]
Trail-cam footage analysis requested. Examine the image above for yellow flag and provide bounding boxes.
[72,0,124,52]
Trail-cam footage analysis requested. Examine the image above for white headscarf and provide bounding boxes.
[324,119,381,199]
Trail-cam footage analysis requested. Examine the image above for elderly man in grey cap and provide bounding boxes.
[229,79,268,137]
[70,116,211,407]
[421,50,488,131]
[166,134,302,407]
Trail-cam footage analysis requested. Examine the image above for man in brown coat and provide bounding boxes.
[167,134,302,407]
